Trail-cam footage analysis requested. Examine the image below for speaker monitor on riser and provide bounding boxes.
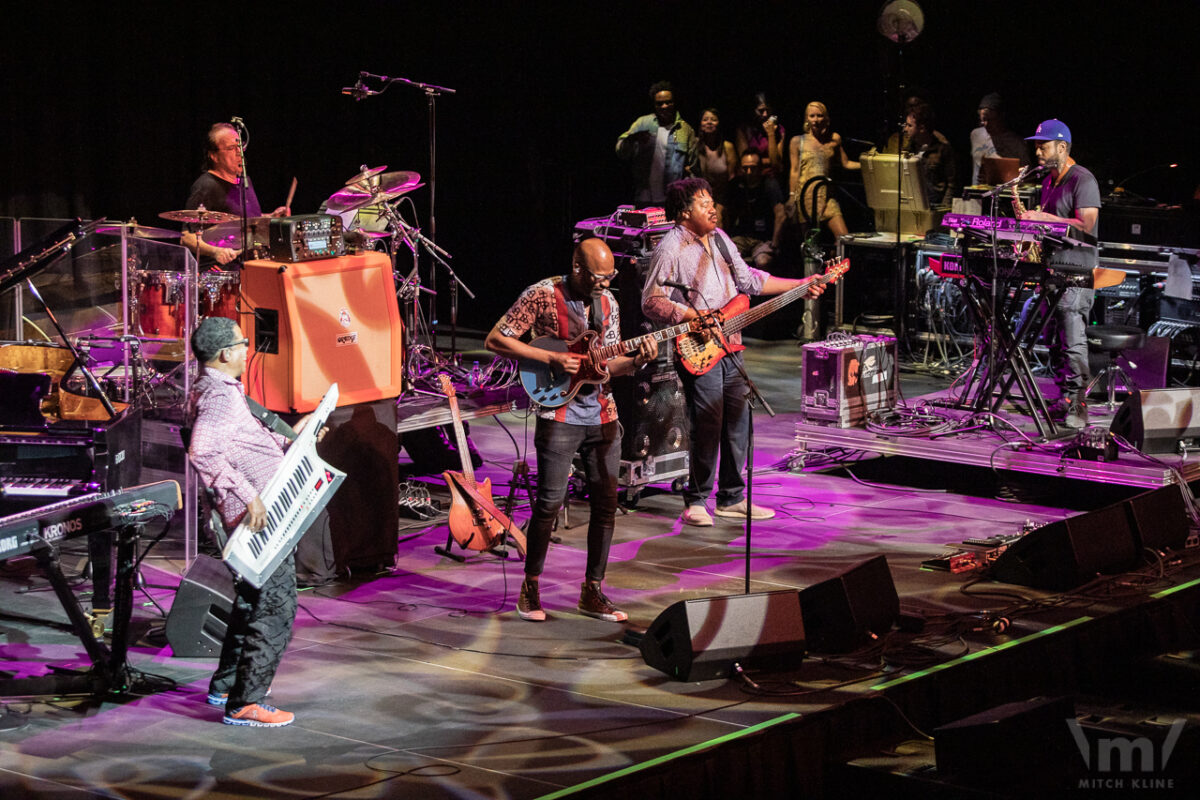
[639,590,806,682]
[165,554,235,658]
[798,555,899,653]
[990,503,1140,591]
[1110,388,1200,454]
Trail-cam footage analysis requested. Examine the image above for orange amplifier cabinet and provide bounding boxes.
[239,252,403,413]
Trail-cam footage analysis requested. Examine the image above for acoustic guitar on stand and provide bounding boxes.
[437,374,527,557]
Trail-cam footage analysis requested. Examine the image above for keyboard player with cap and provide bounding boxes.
[186,316,326,727]
[1019,119,1101,429]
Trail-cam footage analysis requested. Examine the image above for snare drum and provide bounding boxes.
[199,271,240,323]
[134,270,186,338]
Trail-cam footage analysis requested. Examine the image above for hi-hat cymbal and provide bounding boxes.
[344,165,388,187]
[158,208,240,224]
[96,223,182,240]
[200,217,272,248]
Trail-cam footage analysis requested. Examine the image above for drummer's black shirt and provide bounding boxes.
[184,172,263,267]
[185,172,263,218]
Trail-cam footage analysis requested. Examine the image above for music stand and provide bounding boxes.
[861,151,931,236]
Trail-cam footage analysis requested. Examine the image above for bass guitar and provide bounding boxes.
[674,256,849,375]
[437,374,527,556]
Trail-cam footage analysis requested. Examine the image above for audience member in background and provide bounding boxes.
[616,80,698,205]
[726,152,786,269]
[695,108,737,225]
[735,92,786,178]
[969,93,1029,184]
[902,102,959,208]
[787,101,861,239]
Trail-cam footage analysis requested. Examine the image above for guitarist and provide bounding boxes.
[643,177,824,527]
[485,238,657,623]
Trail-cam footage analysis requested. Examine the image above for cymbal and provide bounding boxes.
[327,171,424,214]
[200,217,271,248]
[158,208,240,224]
[344,165,388,187]
[96,223,182,240]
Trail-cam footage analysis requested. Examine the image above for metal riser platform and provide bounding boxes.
[794,415,1200,488]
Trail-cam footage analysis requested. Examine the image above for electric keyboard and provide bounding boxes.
[222,385,345,588]
[0,480,182,561]
[941,213,1098,249]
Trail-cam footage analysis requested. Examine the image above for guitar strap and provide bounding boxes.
[244,395,298,442]
[574,294,606,397]
[711,231,733,268]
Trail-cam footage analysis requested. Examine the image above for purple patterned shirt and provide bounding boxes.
[187,370,291,529]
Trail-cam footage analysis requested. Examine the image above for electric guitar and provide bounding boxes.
[437,374,527,556]
[518,258,849,405]
[674,256,849,375]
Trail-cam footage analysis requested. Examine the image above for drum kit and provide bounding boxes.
[106,167,427,342]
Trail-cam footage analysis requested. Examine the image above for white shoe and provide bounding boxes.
[714,500,775,520]
[681,505,713,527]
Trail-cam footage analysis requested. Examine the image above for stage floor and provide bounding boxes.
[1,339,1198,799]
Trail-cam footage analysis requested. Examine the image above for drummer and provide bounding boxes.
[180,123,290,266]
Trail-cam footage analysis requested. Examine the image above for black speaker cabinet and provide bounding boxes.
[1125,485,1193,553]
[991,503,1141,591]
[640,590,806,682]
[165,554,235,658]
[1111,388,1200,454]
[798,555,899,653]
[320,399,399,573]
[935,696,1076,782]
[612,366,690,462]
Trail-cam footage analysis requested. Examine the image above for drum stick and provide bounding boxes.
[285,177,297,212]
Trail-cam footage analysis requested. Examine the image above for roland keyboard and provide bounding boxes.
[941,213,1098,249]
[0,480,182,561]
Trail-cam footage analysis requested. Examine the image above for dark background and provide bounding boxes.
[4,1,1197,328]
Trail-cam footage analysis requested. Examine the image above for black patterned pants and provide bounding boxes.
[208,552,297,709]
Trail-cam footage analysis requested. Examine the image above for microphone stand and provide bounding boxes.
[230,117,251,259]
[355,71,458,352]
[25,280,117,419]
[671,277,775,595]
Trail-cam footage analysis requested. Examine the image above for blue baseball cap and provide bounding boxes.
[1026,119,1071,143]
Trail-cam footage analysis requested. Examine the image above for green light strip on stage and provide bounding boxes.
[535,712,802,800]
[870,616,1093,691]
[1152,576,1200,599]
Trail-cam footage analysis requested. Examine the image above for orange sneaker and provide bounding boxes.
[223,702,294,727]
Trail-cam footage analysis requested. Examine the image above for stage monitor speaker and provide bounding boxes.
[165,554,234,658]
[240,251,404,413]
[639,590,806,682]
[1125,484,1193,553]
[935,696,1076,783]
[990,503,1141,591]
[1110,388,1200,454]
[798,555,899,653]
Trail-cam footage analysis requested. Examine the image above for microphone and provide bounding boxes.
[230,116,244,127]
[341,82,368,101]
[661,280,694,294]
